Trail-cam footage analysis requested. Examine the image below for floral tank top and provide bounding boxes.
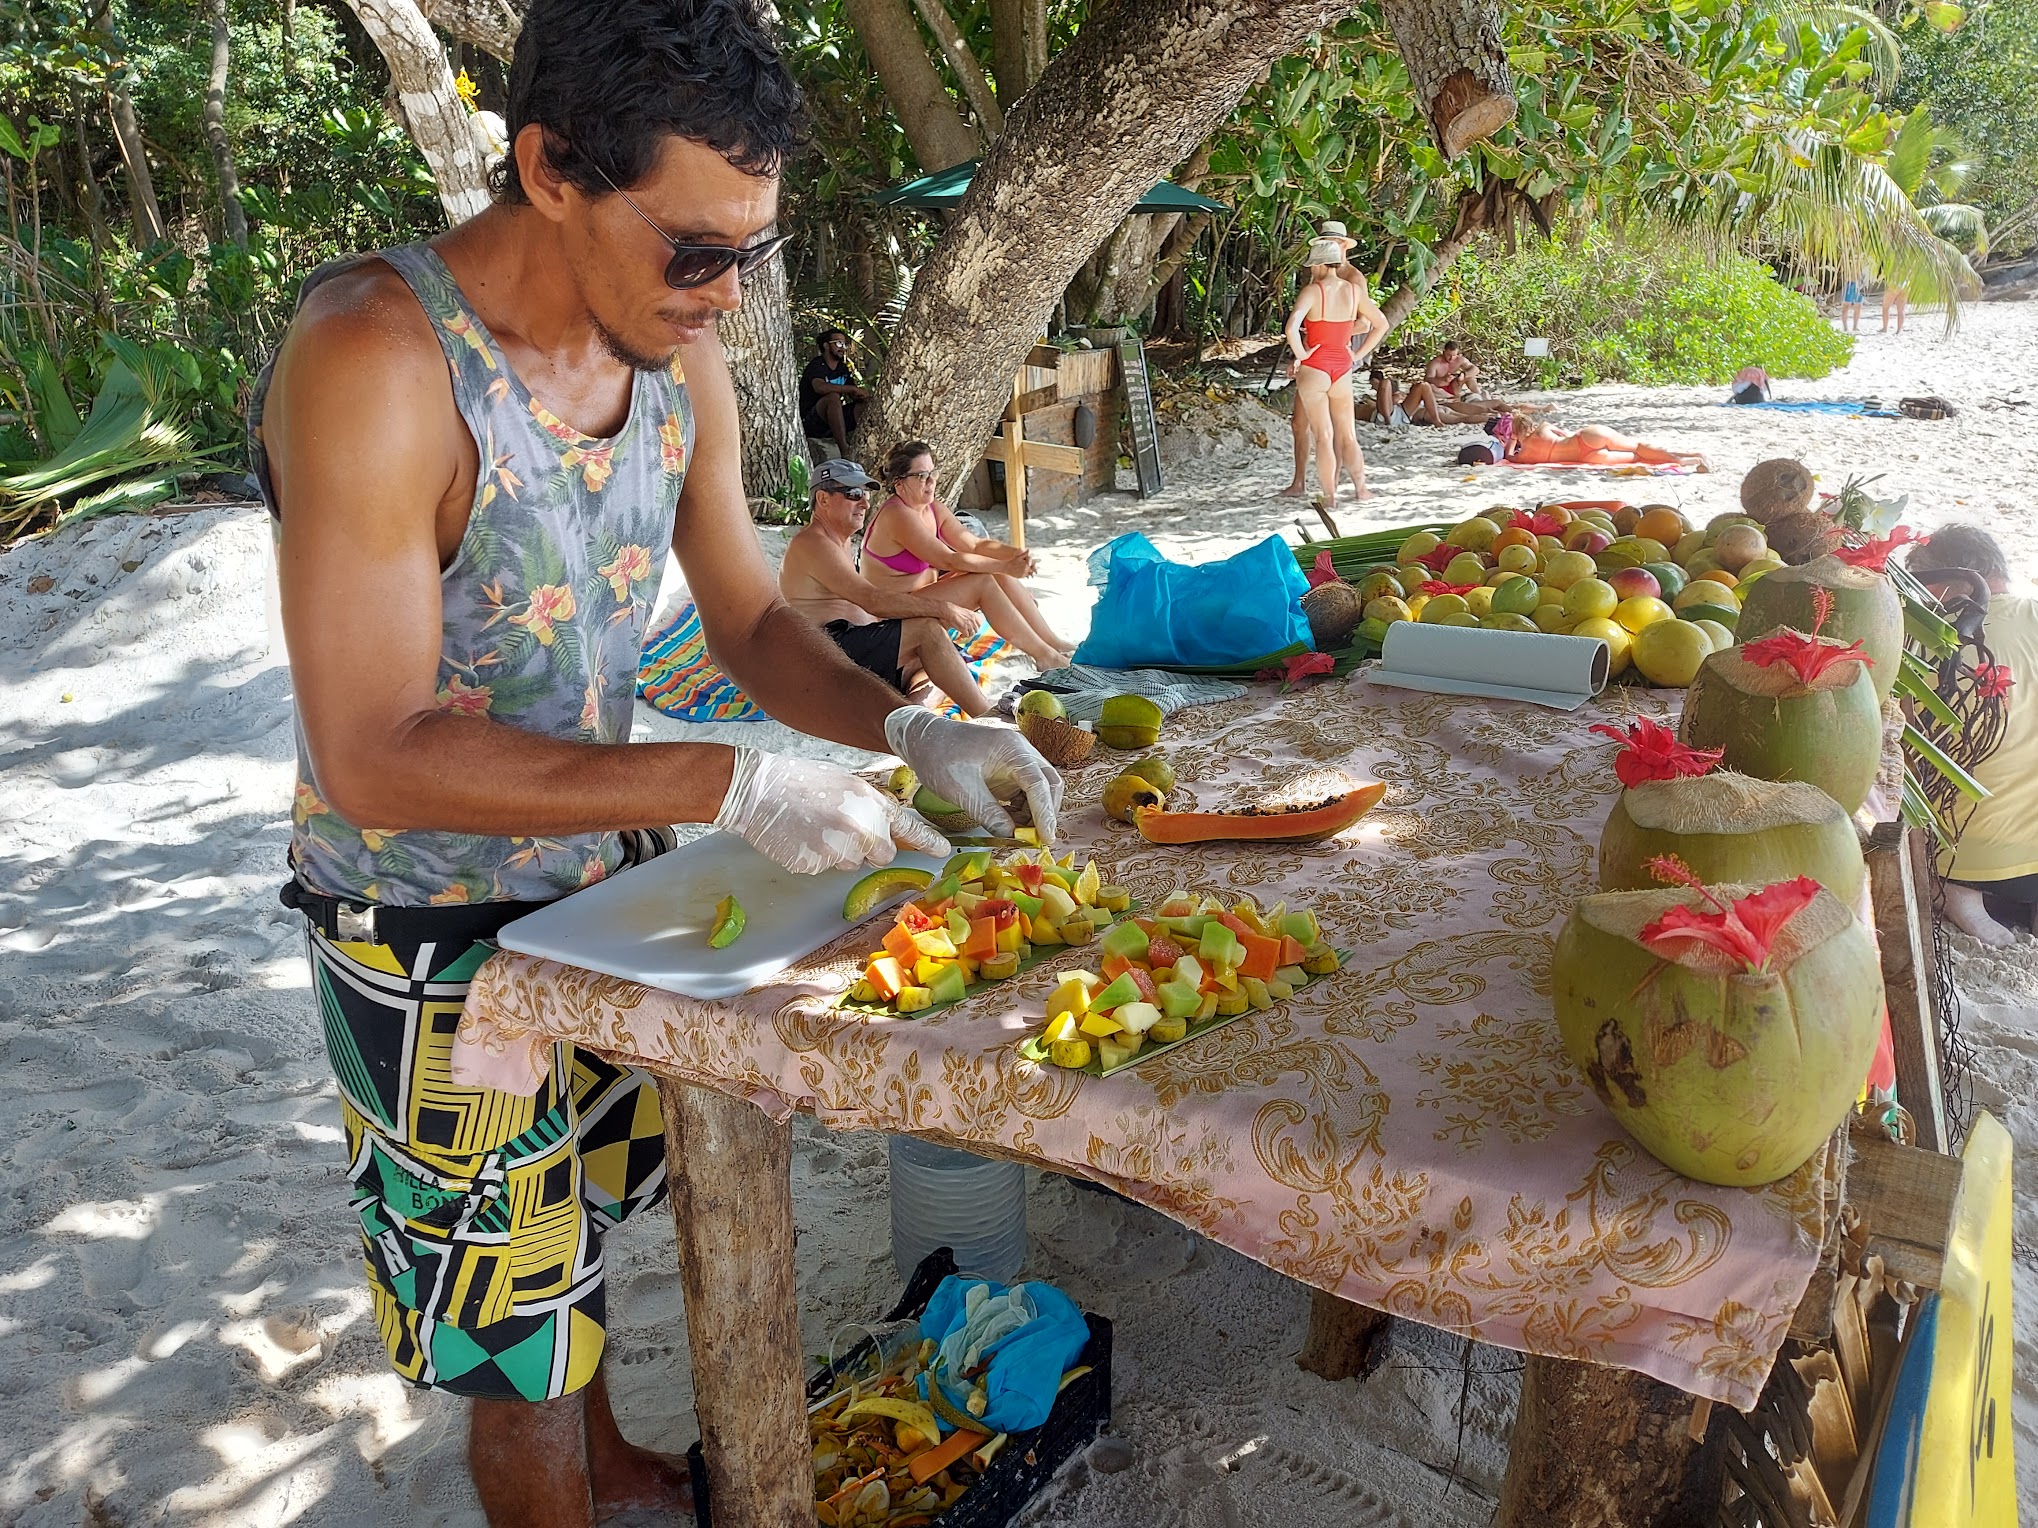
[250,243,692,907]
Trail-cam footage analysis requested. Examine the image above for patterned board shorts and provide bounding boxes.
[308,925,669,1401]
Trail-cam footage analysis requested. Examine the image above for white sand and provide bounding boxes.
[2,303,2033,1525]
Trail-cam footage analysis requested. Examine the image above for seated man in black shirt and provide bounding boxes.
[801,328,869,456]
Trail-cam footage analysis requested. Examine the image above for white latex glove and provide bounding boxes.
[714,748,949,874]
[885,708,1063,843]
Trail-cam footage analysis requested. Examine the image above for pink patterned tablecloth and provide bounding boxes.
[462,676,1838,1408]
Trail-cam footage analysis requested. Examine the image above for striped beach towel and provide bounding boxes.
[637,600,1010,722]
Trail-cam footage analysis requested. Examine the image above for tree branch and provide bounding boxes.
[416,0,526,62]
[843,0,983,169]
[342,0,493,224]
[1380,0,1516,160]
[908,0,1004,134]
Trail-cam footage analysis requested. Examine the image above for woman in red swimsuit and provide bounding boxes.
[1283,238,1385,504]
[1491,412,1710,471]
[861,440,1075,668]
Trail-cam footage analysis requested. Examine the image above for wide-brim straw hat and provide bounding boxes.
[1318,220,1357,249]
[1305,237,1348,266]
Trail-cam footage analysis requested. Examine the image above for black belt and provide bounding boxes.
[278,879,551,948]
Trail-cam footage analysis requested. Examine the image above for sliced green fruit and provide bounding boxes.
[1089,972,1141,1011]
[940,851,993,883]
[926,964,968,1006]
[1099,920,1151,963]
[841,866,934,921]
[708,894,746,948]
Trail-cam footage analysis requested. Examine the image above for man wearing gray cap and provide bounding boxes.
[779,458,995,715]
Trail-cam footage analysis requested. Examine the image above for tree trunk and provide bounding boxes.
[843,0,981,170]
[1378,210,1481,329]
[342,0,494,224]
[989,0,1049,105]
[1380,0,1516,160]
[908,0,1004,134]
[719,224,810,500]
[90,0,165,246]
[418,0,526,62]
[69,103,111,248]
[1497,1355,1723,1527]
[204,0,250,247]
[856,0,1356,482]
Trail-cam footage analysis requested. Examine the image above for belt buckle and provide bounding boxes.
[334,902,380,944]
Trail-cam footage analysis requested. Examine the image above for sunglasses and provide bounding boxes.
[591,164,791,290]
[824,486,870,501]
[897,469,938,483]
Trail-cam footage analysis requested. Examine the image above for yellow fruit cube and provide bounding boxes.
[995,923,1025,954]
[911,929,958,960]
[1044,1012,1080,1044]
[895,986,934,1013]
[1014,827,1040,846]
[848,979,878,1003]
[1079,1010,1124,1037]
[1046,978,1091,1023]
[1049,1037,1092,1070]
[1196,994,1219,1023]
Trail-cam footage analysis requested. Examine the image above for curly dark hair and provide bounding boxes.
[882,440,935,484]
[491,0,807,204]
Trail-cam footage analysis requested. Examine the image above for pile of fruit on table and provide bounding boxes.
[1020,892,1342,1074]
[845,849,1128,1015]
[1300,502,1787,687]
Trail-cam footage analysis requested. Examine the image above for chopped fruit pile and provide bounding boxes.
[846,848,1129,1015]
[810,1345,995,1527]
[1026,891,1342,1072]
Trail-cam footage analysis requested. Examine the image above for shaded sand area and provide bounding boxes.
[2,303,2033,1524]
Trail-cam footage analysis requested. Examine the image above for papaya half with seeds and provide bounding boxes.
[1132,782,1387,844]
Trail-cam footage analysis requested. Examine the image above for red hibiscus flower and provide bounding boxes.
[1588,716,1724,787]
[1412,544,1462,574]
[1638,856,1822,973]
[1259,651,1338,688]
[1975,662,2014,700]
[1832,526,1926,573]
[1305,550,1341,588]
[1417,579,1480,597]
[1740,628,1872,685]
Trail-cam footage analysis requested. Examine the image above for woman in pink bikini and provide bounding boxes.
[1282,237,1385,505]
[861,440,1076,669]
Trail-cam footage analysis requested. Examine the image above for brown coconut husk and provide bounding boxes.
[1764,507,1846,566]
[1740,457,1817,524]
[1301,580,1364,649]
[1018,712,1097,769]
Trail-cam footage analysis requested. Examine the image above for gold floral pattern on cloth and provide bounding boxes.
[462,676,1839,1408]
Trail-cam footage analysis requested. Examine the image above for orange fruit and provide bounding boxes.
[1540,505,1576,528]
[1690,569,1738,591]
[1492,526,1538,554]
[1636,507,1689,545]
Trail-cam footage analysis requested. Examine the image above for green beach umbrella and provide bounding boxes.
[873,160,1222,212]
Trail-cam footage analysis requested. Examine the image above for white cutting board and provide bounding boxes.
[494,832,945,999]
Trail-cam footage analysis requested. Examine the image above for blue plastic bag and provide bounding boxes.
[1071,532,1310,669]
[914,1274,1090,1433]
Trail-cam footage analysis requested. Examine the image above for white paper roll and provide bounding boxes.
[1363,622,1611,710]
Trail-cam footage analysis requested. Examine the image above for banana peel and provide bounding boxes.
[836,1395,942,1443]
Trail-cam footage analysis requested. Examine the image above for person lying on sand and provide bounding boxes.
[779,457,993,716]
[860,439,1075,669]
[1488,412,1710,471]
[250,5,1058,1522]
[1907,526,2038,946]
[1355,367,1509,429]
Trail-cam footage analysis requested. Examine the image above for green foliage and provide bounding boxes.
[1393,229,1855,387]
[1896,0,2038,256]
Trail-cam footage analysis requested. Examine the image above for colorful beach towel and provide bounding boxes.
[637,600,1009,722]
[1496,459,1699,476]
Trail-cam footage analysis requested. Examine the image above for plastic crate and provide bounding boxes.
[687,1248,1113,1528]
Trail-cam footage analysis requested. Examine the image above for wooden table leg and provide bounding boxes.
[1297,1289,1392,1381]
[658,1076,809,1527]
[1497,1354,1722,1528]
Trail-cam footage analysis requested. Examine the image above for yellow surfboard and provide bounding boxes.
[1867,1110,2018,1527]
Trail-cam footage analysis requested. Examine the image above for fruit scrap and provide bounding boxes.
[707,894,746,948]
[843,866,936,921]
[1133,782,1387,844]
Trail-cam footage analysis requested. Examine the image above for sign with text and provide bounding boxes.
[1117,337,1164,498]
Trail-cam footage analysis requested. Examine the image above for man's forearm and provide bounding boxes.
[859,588,964,623]
[717,599,901,754]
[308,719,737,837]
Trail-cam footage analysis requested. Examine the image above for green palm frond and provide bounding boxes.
[1747,0,1904,84]
[1921,201,1990,254]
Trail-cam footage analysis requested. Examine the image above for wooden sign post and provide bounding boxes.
[980,357,1083,549]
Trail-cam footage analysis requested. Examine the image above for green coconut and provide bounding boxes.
[1734,556,1903,701]
[1552,883,1883,1185]
[1678,639,1882,813]
[1598,772,1866,904]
